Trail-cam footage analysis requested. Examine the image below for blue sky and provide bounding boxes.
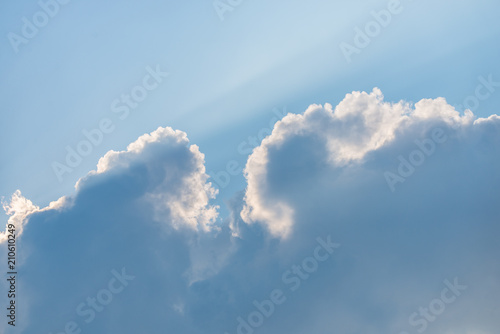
[1,0,499,210]
[1,1,500,333]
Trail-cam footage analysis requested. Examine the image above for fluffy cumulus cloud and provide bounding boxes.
[240,88,500,333]
[1,90,499,334]
[0,127,223,333]
[241,88,477,238]
[83,126,219,231]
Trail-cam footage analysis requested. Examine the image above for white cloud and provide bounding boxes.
[1,92,499,334]
[241,88,477,238]
[0,190,38,243]
[79,126,218,232]
[0,126,225,333]
[234,89,500,334]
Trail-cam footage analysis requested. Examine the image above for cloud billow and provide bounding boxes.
[1,90,499,334]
